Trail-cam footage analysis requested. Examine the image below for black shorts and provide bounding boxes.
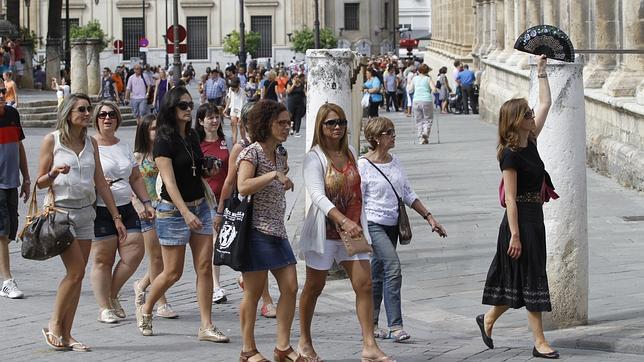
[94,203,141,240]
[0,188,19,241]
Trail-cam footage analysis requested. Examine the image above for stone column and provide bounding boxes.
[70,39,88,94]
[526,0,540,27]
[485,1,498,56]
[583,0,618,88]
[305,49,357,152]
[542,0,559,25]
[602,0,644,97]
[478,1,490,58]
[86,38,101,96]
[529,57,588,329]
[487,0,505,60]
[472,1,481,58]
[45,37,62,90]
[507,0,527,66]
[498,0,515,62]
[20,40,35,89]
[567,0,588,51]
[637,80,644,105]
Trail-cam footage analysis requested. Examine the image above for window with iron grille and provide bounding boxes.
[344,3,360,31]
[251,16,272,58]
[61,18,80,56]
[122,18,144,60]
[187,17,208,59]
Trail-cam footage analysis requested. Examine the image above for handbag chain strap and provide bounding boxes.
[363,157,402,201]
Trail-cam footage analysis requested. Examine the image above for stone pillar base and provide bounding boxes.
[583,66,612,89]
[506,51,523,66]
[602,69,644,97]
[637,80,644,105]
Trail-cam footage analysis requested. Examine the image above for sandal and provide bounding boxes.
[389,329,411,343]
[298,352,324,362]
[41,328,69,351]
[67,341,92,352]
[240,349,269,362]
[274,346,304,362]
[361,356,396,362]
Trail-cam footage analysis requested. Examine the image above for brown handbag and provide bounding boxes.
[18,184,76,261]
[364,158,413,245]
[337,227,373,257]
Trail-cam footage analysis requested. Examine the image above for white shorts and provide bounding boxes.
[304,239,370,271]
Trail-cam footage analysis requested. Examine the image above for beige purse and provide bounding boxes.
[337,227,373,257]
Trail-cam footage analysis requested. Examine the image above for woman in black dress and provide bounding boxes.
[477,55,559,359]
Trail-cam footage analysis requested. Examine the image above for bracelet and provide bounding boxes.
[142,200,152,205]
[47,172,57,179]
[340,217,347,226]
[23,179,31,184]
[423,211,432,220]
[112,214,122,221]
[538,73,548,78]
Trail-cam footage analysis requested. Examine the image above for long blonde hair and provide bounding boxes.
[497,98,532,161]
[56,93,91,147]
[310,103,351,159]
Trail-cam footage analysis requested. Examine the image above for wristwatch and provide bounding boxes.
[422,211,432,220]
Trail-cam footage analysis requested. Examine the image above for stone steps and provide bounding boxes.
[19,104,137,128]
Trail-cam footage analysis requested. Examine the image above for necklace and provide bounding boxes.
[179,136,197,176]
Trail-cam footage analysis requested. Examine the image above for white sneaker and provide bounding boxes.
[98,308,119,324]
[212,287,227,304]
[0,279,24,299]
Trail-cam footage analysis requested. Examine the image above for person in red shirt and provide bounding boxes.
[194,103,231,304]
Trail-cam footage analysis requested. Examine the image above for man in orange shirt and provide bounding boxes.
[3,71,18,108]
[112,67,125,103]
[276,70,289,103]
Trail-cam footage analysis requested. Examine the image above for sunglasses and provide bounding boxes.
[74,106,93,113]
[176,101,194,111]
[381,129,396,136]
[524,108,535,119]
[98,111,118,119]
[323,119,348,128]
[0,88,6,94]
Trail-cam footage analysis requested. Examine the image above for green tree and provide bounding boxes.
[291,26,338,54]
[223,30,261,58]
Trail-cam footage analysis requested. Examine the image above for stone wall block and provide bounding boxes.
[529,59,588,329]
[86,39,102,96]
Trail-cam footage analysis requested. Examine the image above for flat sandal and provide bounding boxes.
[240,349,269,362]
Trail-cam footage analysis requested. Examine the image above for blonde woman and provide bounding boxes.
[299,103,394,362]
[36,93,126,351]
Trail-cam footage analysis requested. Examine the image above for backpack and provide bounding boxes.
[436,80,442,89]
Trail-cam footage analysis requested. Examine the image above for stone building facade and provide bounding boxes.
[425,0,644,191]
[18,0,397,72]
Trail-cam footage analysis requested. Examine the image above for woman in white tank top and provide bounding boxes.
[35,93,126,351]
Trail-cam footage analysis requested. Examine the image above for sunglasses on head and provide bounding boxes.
[524,108,535,119]
[75,105,92,113]
[98,110,118,119]
[381,129,396,136]
[323,119,348,128]
[176,101,194,111]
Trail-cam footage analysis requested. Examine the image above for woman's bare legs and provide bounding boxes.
[527,311,556,353]
[297,266,328,359]
[270,264,298,355]
[483,305,510,338]
[188,234,215,329]
[138,228,168,305]
[110,232,144,300]
[240,270,268,359]
[142,245,185,315]
[90,237,118,311]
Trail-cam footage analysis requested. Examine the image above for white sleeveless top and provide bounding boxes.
[49,130,96,205]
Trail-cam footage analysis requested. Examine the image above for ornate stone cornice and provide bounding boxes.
[180,0,215,8]
[115,1,151,9]
[245,1,279,8]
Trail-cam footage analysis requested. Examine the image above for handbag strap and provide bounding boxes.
[363,157,402,201]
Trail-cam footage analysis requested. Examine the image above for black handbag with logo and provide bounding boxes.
[214,192,252,271]
[18,185,76,261]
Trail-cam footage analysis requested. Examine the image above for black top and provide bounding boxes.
[287,81,306,104]
[264,80,278,101]
[499,140,544,195]
[153,132,205,202]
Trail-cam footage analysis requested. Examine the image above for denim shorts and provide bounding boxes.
[140,201,158,233]
[94,203,141,240]
[156,198,213,246]
[241,229,297,272]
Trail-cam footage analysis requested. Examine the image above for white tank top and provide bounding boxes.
[49,130,97,205]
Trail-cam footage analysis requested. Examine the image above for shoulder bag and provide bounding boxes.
[364,158,413,245]
[18,184,76,261]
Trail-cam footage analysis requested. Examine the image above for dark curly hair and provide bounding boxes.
[246,99,287,143]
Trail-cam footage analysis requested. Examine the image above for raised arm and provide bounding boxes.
[533,55,551,138]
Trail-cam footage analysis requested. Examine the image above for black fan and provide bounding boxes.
[514,25,575,62]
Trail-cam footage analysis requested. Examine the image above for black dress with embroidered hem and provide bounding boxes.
[482,141,552,312]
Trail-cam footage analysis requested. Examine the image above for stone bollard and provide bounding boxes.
[20,40,35,89]
[70,39,88,94]
[305,49,358,152]
[528,57,588,329]
[45,37,62,90]
[86,38,101,96]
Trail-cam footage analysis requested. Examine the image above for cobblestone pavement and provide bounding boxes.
[2,103,643,361]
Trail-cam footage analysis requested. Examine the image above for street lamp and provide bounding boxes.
[23,0,30,32]
[286,32,292,42]
[141,0,147,65]
[239,0,246,67]
[314,0,320,48]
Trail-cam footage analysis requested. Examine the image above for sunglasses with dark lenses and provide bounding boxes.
[381,129,396,136]
[75,106,93,113]
[0,88,6,94]
[524,108,535,119]
[98,111,118,119]
[176,101,194,111]
[323,119,348,128]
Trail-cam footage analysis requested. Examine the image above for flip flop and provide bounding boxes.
[68,341,92,352]
[41,328,70,351]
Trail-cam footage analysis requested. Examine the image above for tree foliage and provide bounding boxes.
[70,20,111,51]
[223,30,261,58]
[291,26,338,54]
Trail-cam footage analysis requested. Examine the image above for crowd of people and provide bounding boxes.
[0,54,562,360]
